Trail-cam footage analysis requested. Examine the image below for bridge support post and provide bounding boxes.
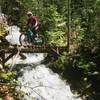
[1,50,5,68]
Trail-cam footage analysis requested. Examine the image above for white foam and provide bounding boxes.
[17,65,81,100]
[6,26,21,45]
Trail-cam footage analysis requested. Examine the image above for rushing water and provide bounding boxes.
[6,26,82,100]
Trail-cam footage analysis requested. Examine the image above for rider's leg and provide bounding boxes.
[27,28,33,42]
[27,27,38,42]
[32,28,37,35]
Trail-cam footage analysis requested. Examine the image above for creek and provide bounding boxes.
[5,26,82,100]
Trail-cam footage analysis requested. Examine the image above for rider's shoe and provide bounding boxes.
[34,37,38,41]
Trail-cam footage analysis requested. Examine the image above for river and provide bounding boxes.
[5,26,82,100]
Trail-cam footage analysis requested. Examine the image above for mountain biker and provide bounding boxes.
[27,11,39,42]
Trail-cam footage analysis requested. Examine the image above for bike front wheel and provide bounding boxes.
[33,34,46,45]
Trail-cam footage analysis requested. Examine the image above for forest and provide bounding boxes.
[0,0,100,100]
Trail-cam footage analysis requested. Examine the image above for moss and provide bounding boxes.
[0,24,7,37]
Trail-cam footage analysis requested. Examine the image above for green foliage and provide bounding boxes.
[48,31,66,46]
[0,68,17,99]
[0,71,15,81]
[74,59,90,70]
[0,24,6,36]
[54,52,69,71]
[73,58,96,72]
[44,5,66,45]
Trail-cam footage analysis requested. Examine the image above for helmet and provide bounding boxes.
[27,11,33,15]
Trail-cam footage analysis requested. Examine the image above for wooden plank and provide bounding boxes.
[4,45,67,53]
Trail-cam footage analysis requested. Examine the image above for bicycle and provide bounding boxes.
[19,30,45,46]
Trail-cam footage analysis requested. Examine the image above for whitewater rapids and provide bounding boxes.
[5,26,82,100]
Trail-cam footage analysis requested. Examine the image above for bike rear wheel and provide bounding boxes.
[19,33,29,45]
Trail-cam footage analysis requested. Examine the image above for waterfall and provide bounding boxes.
[5,26,82,100]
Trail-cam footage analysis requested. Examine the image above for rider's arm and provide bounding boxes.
[27,18,30,26]
[34,18,38,27]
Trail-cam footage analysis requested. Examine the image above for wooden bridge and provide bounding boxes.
[5,44,67,53]
[0,44,67,67]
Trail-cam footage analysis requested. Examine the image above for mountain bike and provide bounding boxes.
[19,31,45,45]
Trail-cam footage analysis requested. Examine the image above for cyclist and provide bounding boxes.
[27,11,39,42]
